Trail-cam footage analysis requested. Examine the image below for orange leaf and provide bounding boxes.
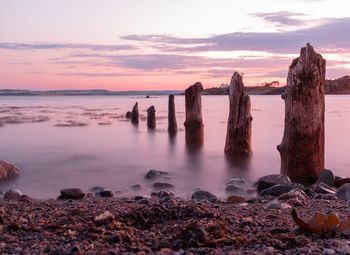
[323,212,340,232]
[338,219,350,233]
[291,209,323,234]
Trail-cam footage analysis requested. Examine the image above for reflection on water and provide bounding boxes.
[0,95,349,198]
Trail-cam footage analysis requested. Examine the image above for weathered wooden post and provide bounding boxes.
[277,43,326,184]
[224,72,252,158]
[184,82,204,148]
[130,102,139,125]
[147,105,156,129]
[168,95,178,135]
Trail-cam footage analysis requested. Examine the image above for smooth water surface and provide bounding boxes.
[0,95,349,198]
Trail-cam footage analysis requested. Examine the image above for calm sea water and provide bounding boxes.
[0,95,349,198]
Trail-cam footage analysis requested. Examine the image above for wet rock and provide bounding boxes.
[98,189,114,198]
[277,43,325,184]
[4,189,22,200]
[137,198,150,205]
[225,184,245,194]
[191,190,217,202]
[317,169,335,187]
[58,188,85,200]
[125,111,131,119]
[130,184,142,191]
[334,177,350,188]
[168,95,178,135]
[336,183,350,201]
[134,196,144,201]
[151,190,174,199]
[304,188,317,198]
[153,182,175,190]
[314,182,336,195]
[247,197,263,204]
[278,189,308,206]
[0,160,20,181]
[255,174,291,193]
[90,186,105,193]
[226,177,247,186]
[227,195,247,204]
[265,200,292,210]
[260,184,296,196]
[147,105,156,129]
[224,72,252,157]
[314,193,338,200]
[184,82,204,148]
[144,169,170,180]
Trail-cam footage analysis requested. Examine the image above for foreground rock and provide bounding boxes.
[1,196,350,254]
[277,43,326,184]
[317,169,335,187]
[184,82,204,148]
[4,189,22,200]
[58,188,85,200]
[224,72,252,158]
[227,195,247,204]
[255,174,291,193]
[336,183,350,201]
[0,160,20,181]
[191,190,217,202]
[260,184,296,196]
[144,169,171,180]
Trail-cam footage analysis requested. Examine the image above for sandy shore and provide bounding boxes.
[1,194,350,255]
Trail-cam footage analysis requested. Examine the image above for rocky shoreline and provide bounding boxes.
[2,170,350,254]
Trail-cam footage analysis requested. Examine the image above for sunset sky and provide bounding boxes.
[1,0,350,90]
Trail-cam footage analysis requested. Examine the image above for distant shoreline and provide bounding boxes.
[1,75,350,96]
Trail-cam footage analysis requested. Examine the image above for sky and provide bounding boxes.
[0,0,350,90]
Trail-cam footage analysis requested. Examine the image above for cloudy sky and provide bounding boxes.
[0,0,350,90]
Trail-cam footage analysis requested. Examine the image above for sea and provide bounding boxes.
[0,95,349,198]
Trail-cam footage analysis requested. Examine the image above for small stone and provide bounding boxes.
[98,189,113,198]
[314,193,338,200]
[265,200,292,210]
[191,190,217,202]
[317,169,335,187]
[58,188,85,200]
[255,174,291,193]
[323,248,335,255]
[260,184,295,196]
[0,160,20,181]
[247,197,263,204]
[151,190,174,199]
[130,184,142,191]
[144,169,170,180]
[94,211,114,224]
[4,189,22,200]
[227,195,246,204]
[153,182,175,190]
[334,177,350,188]
[336,183,350,201]
[278,189,308,203]
[314,182,336,195]
[226,177,247,186]
[225,184,245,194]
[134,196,144,201]
[125,111,131,119]
[90,186,105,193]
